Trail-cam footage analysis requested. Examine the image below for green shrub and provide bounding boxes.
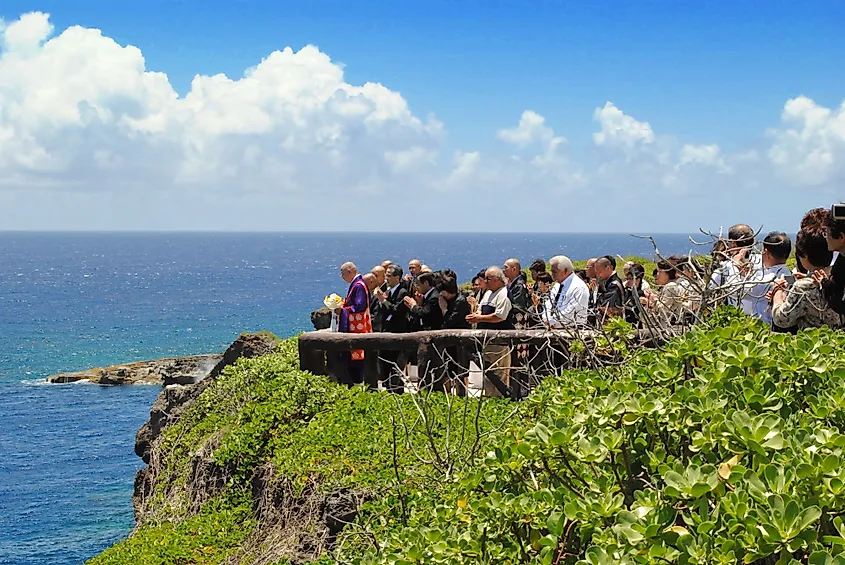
[93,314,845,565]
[88,494,254,565]
[360,316,845,565]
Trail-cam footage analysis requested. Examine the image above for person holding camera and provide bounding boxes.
[771,226,841,331]
[820,205,845,319]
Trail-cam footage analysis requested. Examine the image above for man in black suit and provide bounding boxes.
[405,272,443,331]
[378,265,410,332]
[594,257,625,325]
[375,264,411,392]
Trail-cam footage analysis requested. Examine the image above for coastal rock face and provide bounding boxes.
[208,331,279,379]
[133,332,280,502]
[311,307,332,330]
[45,354,222,386]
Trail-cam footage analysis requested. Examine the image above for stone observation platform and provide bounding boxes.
[298,328,663,398]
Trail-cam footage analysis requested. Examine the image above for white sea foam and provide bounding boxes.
[18,378,97,386]
[20,378,52,386]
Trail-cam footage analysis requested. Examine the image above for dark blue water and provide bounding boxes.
[0,232,695,565]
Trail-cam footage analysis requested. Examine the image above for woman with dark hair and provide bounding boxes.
[797,207,831,274]
[436,276,471,394]
[438,277,471,329]
[668,255,702,314]
[528,271,554,326]
[772,227,841,330]
[623,263,647,325]
[529,259,547,292]
[711,240,729,264]
[468,271,487,310]
[466,270,489,328]
[440,268,458,282]
[643,259,690,323]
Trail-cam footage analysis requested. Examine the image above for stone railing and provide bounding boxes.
[298,328,663,398]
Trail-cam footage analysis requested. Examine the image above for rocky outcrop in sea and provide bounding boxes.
[45,354,223,385]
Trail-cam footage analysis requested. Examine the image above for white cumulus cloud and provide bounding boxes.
[592,102,655,148]
[497,110,560,147]
[0,12,843,232]
[0,11,441,200]
[767,95,845,187]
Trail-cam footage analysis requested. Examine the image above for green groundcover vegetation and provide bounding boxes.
[90,309,845,565]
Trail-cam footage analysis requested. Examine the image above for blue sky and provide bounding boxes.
[0,1,843,231]
[11,0,841,146]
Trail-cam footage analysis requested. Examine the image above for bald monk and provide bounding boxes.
[363,272,383,333]
[334,262,372,385]
[371,265,387,292]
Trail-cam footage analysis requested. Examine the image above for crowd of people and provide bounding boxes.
[329,204,845,395]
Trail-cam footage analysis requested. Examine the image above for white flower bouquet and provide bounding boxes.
[324,293,343,310]
[324,293,343,332]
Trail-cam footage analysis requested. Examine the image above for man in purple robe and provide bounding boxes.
[333,262,372,384]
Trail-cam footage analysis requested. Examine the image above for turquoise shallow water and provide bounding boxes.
[0,232,694,565]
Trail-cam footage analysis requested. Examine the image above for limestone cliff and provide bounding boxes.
[132,332,279,511]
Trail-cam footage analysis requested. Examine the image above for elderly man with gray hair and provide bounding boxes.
[466,266,513,396]
[538,255,590,328]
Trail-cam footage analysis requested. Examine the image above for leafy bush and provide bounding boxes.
[360,316,845,565]
[92,315,845,565]
[88,494,254,565]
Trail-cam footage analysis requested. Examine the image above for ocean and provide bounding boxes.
[0,232,696,565]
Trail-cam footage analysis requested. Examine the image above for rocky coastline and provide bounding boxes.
[131,331,280,504]
[43,331,283,505]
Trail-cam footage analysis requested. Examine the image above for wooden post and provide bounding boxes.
[416,340,444,393]
[298,339,327,376]
[364,350,381,391]
[454,346,472,396]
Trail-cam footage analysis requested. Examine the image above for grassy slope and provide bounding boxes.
[88,340,514,565]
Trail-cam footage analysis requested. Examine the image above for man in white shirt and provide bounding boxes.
[748,232,792,325]
[466,266,513,396]
[543,255,590,328]
[709,223,762,313]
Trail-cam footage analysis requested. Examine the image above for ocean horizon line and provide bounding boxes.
[0,230,695,236]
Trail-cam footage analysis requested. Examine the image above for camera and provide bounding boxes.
[832,204,845,221]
